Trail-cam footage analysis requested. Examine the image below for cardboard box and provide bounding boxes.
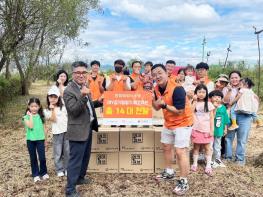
[119,152,154,173]
[91,127,119,152]
[120,128,154,151]
[154,152,177,173]
[88,152,119,173]
[154,127,163,152]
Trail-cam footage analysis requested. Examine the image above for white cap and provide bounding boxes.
[48,86,60,97]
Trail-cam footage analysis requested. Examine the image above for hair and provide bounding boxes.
[185,64,194,71]
[90,60,100,67]
[144,61,153,67]
[194,84,209,112]
[123,67,130,75]
[71,61,88,70]
[177,68,185,75]
[114,59,125,67]
[46,95,63,110]
[208,90,224,99]
[151,64,167,72]
[25,97,45,123]
[131,60,142,67]
[241,77,255,88]
[55,70,69,87]
[229,70,241,79]
[166,60,176,65]
[196,62,209,70]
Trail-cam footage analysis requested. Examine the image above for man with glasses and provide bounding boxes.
[64,61,98,197]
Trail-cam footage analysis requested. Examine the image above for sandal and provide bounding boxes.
[205,167,213,176]
[191,165,197,172]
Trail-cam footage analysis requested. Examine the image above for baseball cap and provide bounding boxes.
[48,86,60,97]
[215,77,229,83]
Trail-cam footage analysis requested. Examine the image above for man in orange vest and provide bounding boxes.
[130,60,144,91]
[165,60,177,86]
[195,62,214,93]
[106,59,131,91]
[152,64,193,196]
[87,60,106,101]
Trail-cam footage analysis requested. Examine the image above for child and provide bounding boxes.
[184,64,196,92]
[141,61,154,91]
[191,84,215,176]
[209,90,230,168]
[229,78,262,130]
[22,97,49,183]
[44,86,69,177]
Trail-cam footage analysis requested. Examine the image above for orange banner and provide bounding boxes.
[103,91,152,124]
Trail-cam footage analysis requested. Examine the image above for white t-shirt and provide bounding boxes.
[44,106,68,135]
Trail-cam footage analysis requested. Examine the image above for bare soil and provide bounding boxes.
[0,81,263,197]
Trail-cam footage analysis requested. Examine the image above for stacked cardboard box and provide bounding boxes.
[119,127,154,173]
[88,127,119,173]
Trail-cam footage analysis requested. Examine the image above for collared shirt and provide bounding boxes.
[73,80,94,122]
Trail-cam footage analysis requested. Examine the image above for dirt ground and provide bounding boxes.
[0,81,263,197]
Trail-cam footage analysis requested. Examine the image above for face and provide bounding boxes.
[72,66,88,85]
[91,64,100,73]
[196,88,207,100]
[215,80,228,90]
[132,63,142,74]
[48,95,59,105]
[165,63,175,76]
[211,95,222,104]
[58,73,67,84]
[152,67,168,87]
[28,102,40,114]
[185,68,194,76]
[144,65,152,73]
[196,68,207,78]
[177,70,185,81]
[229,73,241,87]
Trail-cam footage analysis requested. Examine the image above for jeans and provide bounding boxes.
[66,130,93,195]
[225,113,252,165]
[213,137,222,160]
[53,133,69,173]
[27,140,47,177]
[230,103,237,121]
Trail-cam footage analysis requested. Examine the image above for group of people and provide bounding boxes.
[22,59,262,196]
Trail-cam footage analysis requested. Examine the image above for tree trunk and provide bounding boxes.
[0,55,7,72]
[21,78,29,95]
[5,57,11,79]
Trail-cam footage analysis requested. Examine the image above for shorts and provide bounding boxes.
[161,127,192,148]
[191,129,214,144]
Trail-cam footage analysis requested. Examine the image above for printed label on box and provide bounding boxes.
[131,154,142,165]
[132,133,143,143]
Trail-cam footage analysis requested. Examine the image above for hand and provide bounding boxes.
[81,85,90,96]
[155,98,165,108]
[57,78,63,85]
[49,104,55,109]
[111,75,117,81]
[98,95,104,103]
[26,111,32,116]
[192,94,198,101]
[227,84,232,91]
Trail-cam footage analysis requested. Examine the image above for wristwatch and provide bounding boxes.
[161,103,167,109]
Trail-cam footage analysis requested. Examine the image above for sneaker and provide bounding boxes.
[76,177,92,185]
[42,174,49,180]
[228,124,239,131]
[215,159,226,168]
[33,176,41,183]
[155,169,176,180]
[57,171,64,177]
[173,179,189,195]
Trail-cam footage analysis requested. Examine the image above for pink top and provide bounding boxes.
[193,101,214,133]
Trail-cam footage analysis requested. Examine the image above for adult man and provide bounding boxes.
[129,60,144,91]
[195,62,214,93]
[87,60,106,101]
[165,60,177,86]
[64,61,98,197]
[152,64,193,195]
[106,59,131,91]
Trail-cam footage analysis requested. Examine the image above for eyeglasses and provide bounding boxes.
[73,71,88,76]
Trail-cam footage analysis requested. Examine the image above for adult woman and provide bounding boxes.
[54,70,69,97]
[176,68,185,86]
[223,70,253,165]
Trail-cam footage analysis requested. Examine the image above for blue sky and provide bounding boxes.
[63,0,263,67]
